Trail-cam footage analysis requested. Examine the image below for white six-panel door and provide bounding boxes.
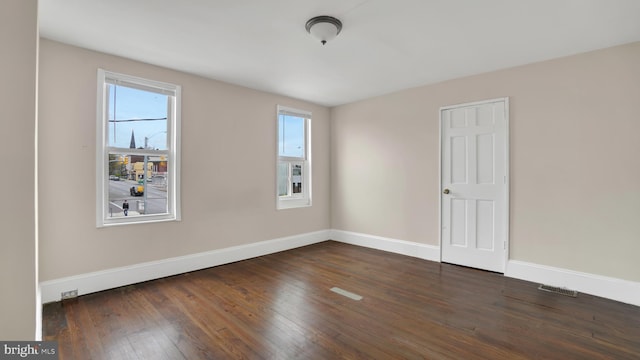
[440,98,508,273]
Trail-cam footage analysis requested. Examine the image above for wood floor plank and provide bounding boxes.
[43,241,640,359]
[187,271,319,358]
[143,278,249,359]
[207,259,400,359]
[121,287,187,360]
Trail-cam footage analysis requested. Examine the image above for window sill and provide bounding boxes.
[277,198,311,210]
[98,214,180,228]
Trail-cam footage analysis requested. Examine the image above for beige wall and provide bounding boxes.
[0,0,38,339]
[38,39,331,281]
[332,42,640,282]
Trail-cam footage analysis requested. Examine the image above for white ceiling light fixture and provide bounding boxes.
[305,15,342,45]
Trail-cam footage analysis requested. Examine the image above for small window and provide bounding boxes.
[277,105,311,209]
[96,69,181,226]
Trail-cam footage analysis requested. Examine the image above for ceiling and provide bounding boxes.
[38,0,640,107]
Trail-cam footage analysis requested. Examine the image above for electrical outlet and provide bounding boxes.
[61,289,78,300]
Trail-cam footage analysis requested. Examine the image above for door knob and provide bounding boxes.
[443,189,450,194]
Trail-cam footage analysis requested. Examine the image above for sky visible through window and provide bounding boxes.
[278,114,304,158]
[108,85,168,150]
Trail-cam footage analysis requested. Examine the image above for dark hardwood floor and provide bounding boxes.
[43,241,640,359]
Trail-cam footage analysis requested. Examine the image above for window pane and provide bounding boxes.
[107,84,169,150]
[108,153,169,218]
[99,70,180,226]
[278,114,304,158]
[292,164,303,194]
[277,162,289,197]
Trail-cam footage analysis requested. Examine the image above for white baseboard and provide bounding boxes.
[330,229,440,262]
[39,228,639,308]
[506,260,640,307]
[330,229,639,307]
[39,230,330,304]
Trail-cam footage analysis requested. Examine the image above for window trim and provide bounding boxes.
[96,69,181,227]
[276,105,312,210]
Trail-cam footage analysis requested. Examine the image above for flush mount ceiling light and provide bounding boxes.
[305,15,342,45]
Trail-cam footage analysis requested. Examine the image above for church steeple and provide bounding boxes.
[129,130,136,149]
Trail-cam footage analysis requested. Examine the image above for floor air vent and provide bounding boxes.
[538,284,578,297]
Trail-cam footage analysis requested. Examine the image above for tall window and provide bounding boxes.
[277,105,311,209]
[96,69,181,226]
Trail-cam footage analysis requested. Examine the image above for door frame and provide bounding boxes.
[438,97,510,272]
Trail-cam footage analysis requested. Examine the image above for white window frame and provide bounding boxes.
[96,69,181,227]
[277,105,311,210]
